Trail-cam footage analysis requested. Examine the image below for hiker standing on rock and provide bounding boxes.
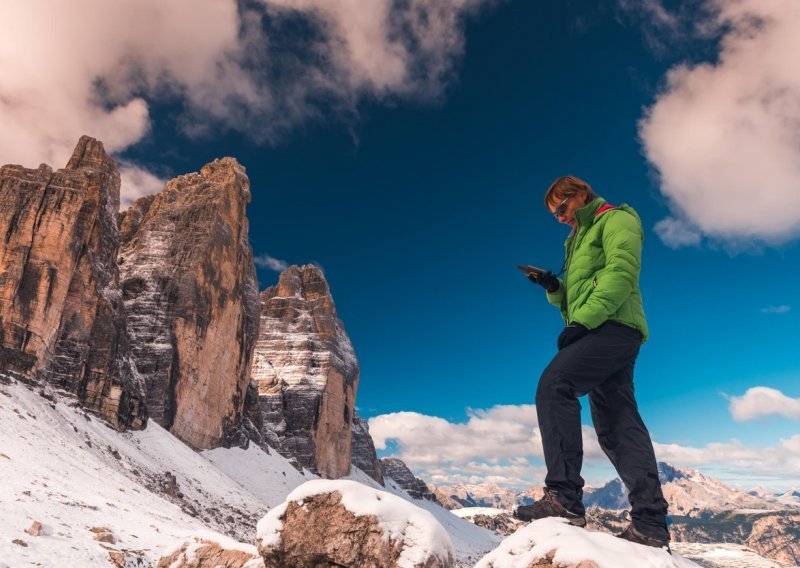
[515,175,671,550]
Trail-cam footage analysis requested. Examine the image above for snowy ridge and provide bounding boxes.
[0,379,309,566]
[0,378,500,567]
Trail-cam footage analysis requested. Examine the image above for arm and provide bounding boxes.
[571,211,642,329]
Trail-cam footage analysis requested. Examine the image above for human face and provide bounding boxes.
[548,194,580,228]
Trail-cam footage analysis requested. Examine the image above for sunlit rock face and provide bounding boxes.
[118,157,260,449]
[251,265,359,479]
[0,136,146,429]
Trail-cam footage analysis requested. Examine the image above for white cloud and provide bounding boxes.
[654,435,800,482]
[729,386,800,421]
[640,0,800,247]
[370,401,800,488]
[761,305,791,314]
[368,404,603,488]
[0,0,492,196]
[253,254,290,272]
[653,216,702,248]
[118,162,167,208]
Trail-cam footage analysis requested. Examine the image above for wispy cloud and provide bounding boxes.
[637,0,800,247]
[0,0,494,203]
[253,254,290,272]
[761,305,791,314]
[728,386,800,421]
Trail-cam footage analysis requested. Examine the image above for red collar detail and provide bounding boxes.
[595,204,616,217]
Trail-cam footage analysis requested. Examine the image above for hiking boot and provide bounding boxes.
[616,523,671,553]
[512,488,586,527]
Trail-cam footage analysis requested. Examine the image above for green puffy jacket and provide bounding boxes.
[546,197,649,342]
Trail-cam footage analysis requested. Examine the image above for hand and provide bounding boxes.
[558,322,589,350]
[528,270,560,293]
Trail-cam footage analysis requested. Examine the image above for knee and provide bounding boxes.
[536,368,571,404]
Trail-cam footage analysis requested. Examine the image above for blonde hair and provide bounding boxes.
[544,175,597,208]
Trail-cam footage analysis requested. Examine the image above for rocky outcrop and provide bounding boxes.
[118,158,260,449]
[157,534,265,568]
[351,412,383,484]
[251,265,359,478]
[668,511,800,567]
[0,136,146,429]
[256,480,455,568]
[381,457,439,503]
[467,513,521,536]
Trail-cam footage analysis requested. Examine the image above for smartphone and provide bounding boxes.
[517,264,546,278]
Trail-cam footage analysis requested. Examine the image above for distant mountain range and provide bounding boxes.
[429,462,800,566]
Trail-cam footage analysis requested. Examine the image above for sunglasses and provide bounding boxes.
[552,196,571,218]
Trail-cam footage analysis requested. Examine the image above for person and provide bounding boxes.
[514,175,670,550]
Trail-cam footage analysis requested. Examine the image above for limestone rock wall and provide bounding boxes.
[351,413,384,485]
[252,265,359,478]
[0,136,146,429]
[118,158,260,449]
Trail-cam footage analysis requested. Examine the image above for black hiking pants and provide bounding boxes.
[536,320,669,539]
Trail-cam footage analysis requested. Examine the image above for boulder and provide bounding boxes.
[256,479,454,567]
[157,533,265,568]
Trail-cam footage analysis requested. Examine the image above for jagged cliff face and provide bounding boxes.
[381,458,439,503]
[118,158,260,449]
[351,413,383,485]
[251,265,359,479]
[0,136,146,429]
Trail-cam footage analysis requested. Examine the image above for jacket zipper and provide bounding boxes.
[564,229,579,321]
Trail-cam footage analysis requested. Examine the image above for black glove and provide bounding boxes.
[558,322,589,350]
[528,270,560,293]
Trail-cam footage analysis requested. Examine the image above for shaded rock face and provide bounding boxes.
[381,457,439,503]
[118,157,260,449]
[469,513,522,536]
[257,491,454,568]
[351,412,384,485]
[251,265,358,478]
[0,136,146,429]
[157,535,265,568]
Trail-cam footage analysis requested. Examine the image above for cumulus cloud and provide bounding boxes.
[0,0,492,206]
[654,435,800,481]
[368,404,603,487]
[370,401,800,487]
[728,386,800,421]
[640,0,800,246]
[253,254,290,272]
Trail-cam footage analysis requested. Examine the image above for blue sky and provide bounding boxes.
[2,0,799,490]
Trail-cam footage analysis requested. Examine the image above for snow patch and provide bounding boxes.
[475,518,699,568]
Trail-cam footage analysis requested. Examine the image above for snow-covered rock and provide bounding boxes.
[157,532,265,568]
[475,518,699,568]
[256,479,455,567]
